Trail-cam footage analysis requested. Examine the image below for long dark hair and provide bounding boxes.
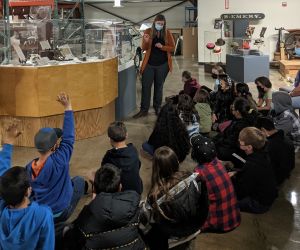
[236,83,257,107]
[148,146,190,214]
[177,94,199,125]
[152,102,190,162]
[151,14,167,42]
[233,97,250,117]
[219,74,235,96]
[255,76,272,96]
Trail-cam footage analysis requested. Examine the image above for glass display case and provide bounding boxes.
[0,18,140,66]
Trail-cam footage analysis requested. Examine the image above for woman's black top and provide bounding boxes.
[148,35,168,66]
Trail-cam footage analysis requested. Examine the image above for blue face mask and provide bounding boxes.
[155,23,164,31]
[215,79,220,85]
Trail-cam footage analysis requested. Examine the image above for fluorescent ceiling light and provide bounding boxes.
[113,0,123,7]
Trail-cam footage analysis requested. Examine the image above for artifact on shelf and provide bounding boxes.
[206,42,215,62]
[213,46,222,63]
[215,38,225,46]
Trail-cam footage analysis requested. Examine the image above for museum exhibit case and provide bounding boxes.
[225,37,269,83]
[0,19,136,146]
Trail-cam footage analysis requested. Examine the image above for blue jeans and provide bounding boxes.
[54,176,85,223]
[141,63,169,112]
[142,142,155,156]
[292,96,300,109]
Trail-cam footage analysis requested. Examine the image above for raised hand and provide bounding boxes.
[57,92,72,111]
[3,122,22,145]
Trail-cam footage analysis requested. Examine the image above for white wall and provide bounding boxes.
[198,0,300,62]
[85,1,192,28]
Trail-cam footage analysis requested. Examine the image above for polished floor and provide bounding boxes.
[11,57,300,250]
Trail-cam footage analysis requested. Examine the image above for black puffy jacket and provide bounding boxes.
[141,172,209,249]
[213,89,234,122]
[63,191,146,250]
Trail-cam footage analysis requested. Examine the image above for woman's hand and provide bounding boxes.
[155,43,163,49]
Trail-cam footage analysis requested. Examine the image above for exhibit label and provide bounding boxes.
[221,13,265,20]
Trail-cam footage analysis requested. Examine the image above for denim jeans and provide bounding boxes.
[141,62,169,112]
[292,96,300,109]
[54,176,85,223]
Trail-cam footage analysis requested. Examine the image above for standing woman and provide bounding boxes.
[133,14,175,118]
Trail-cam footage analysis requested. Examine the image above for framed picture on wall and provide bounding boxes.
[214,19,223,29]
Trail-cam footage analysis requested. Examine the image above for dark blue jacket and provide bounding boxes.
[26,111,75,214]
[101,144,143,194]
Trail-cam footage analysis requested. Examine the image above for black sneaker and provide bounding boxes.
[133,110,148,119]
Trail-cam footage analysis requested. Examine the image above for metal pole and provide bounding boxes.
[79,0,86,60]
[3,0,11,64]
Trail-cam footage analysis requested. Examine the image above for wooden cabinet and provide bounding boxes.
[0,58,118,146]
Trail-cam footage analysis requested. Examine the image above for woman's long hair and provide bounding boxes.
[152,102,190,162]
[233,97,258,124]
[236,83,257,108]
[255,76,272,97]
[233,97,250,118]
[177,94,199,125]
[151,14,167,42]
[148,146,190,219]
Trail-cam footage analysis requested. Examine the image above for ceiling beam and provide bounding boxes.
[86,0,187,25]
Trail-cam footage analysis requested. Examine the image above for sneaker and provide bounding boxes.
[133,110,148,119]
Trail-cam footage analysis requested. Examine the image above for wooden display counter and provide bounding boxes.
[279,60,300,78]
[0,57,118,147]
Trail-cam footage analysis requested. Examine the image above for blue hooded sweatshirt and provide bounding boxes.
[0,201,54,250]
[0,144,55,250]
[0,144,13,174]
[26,111,75,214]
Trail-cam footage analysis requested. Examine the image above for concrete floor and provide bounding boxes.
[11,57,300,249]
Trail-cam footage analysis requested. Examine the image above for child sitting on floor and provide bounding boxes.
[63,164,146,250]
[212,74,235,125]
[191,134,241,233]
[194,88,212,136]
[177,94,200,137]
[180,70,201,99]
[0,124,54,250]
[101,121,143,194]
[231,127,278,214]
[25,93,85,223]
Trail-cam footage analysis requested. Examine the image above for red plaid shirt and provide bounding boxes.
[195,158,241,232]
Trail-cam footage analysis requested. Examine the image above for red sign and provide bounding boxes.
[8,0,54,7]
